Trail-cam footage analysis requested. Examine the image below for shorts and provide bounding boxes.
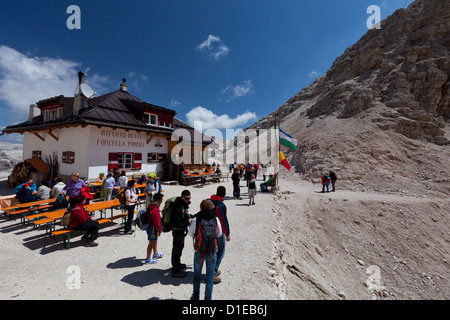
[147,225,158,241]
[248,189,257,197]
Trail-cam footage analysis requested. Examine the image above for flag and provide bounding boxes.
[278,150,291,171]
[278,127,298,151]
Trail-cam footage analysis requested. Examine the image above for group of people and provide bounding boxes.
[321,171,338,193]
[141,186,230,300]
[14,177,67,204]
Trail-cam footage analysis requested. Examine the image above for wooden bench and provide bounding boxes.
[52,212,129,249]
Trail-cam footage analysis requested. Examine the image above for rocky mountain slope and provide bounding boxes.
[248,0,450,198]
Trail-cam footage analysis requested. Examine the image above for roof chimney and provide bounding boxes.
[28,104,38,121]
[120,78,128,92]
[73,71,88,115]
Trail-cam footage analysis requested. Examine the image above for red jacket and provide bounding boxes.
[68,204,90,229]
[322,176,331,184]
[148,203,162,234]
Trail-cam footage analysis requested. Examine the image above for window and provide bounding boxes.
[159,121,172,128]
[32,150,42,159]
[109,153,142,171]
[144,113,158,126]
[148,153,158,163]
[43,106,63,121]
[56,107,63,118]
[62,151,75,164]
[118,153,133,170]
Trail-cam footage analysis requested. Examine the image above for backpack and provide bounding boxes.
[54,194,69,209]
[161,197,177,232]
[135,209,150,230]
[324,175,331,181]
[194,218,218,260]
[117,187,129,205]
[61,207,73,226]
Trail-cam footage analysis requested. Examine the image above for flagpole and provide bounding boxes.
[274,115,278,187]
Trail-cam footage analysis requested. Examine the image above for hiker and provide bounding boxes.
[231,168,241,199]
[321,174,331,193]
[124,179,139,235]
[96,172,105,183]
[103,172,116,201]
[145,193,164,264]
[170,189,192,277]
[260,175,274,192]
[188,199,223,300]
[201,164,213,185]
[248,174,257,206]
[117,171,128,190]
[329,171,338,192]
[68,194,99,247]
[16,183,38,203]
[37,180,51,200]
[50,178,65,198]
[145,173,161,208]
[210,186,230,284]
[14,179,37,195]
[62,172,86,208]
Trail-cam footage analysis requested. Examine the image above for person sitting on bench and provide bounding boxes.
[68,194,99,247]
[260,175,274,192]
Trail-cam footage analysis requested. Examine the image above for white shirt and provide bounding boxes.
[117,175,128,188]
[51,182,66,198]
[125,188,138,206]
[188,217,222,238]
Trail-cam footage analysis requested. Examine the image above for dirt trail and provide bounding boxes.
[270,173,449,300]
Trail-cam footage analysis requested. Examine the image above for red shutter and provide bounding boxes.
[134,153,142,170]
[68,152,75,164]
[108,153,119,171]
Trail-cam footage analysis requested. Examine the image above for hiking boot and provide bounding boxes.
[172,271,187,278]
[215,269,221,276]
[87,240,98,247]
[213,275,221,284]
[190,294,199,300]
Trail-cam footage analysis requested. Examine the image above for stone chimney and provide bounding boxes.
[28,104,38,121]
[73,71,88,115]
[120,78,128,92]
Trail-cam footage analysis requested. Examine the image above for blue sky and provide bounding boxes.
[0,0,409,143]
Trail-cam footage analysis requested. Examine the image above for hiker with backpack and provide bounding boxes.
[145,173,161,208]
[210,186,230,284]
[170,190,192,277]
[231,168,241,199]
[321,174,331,193]
[145,193,164,264]
[187,199,222,300]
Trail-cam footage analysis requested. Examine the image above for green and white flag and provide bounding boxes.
[278,127,298,151]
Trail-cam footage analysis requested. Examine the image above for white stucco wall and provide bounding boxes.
[23,127,89,178]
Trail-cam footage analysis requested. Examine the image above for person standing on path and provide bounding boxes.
[231,168,241,199]
[329,171,338,192]
[210,186,230,284]
[321,174,331,193]
[145,193,164,264]
[248,174,257,206]
[188,199,222,300]
[170,190,192,277]
[103,172,116,201]
[61,172,86,208]
[124,179,139,234]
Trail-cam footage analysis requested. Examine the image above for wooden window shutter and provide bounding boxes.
[133,153,142,170]
[108,153,119,171]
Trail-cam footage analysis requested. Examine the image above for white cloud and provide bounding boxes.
[0,45,110,122]
[196,35,230,61]
[170,97,181,108]
[220,80,254,102]
[185,106,257,130]
[308,70,320,78]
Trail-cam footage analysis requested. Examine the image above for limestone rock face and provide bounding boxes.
[247,0,450,196]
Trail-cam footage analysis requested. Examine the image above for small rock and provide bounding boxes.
[357,260,365,266]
